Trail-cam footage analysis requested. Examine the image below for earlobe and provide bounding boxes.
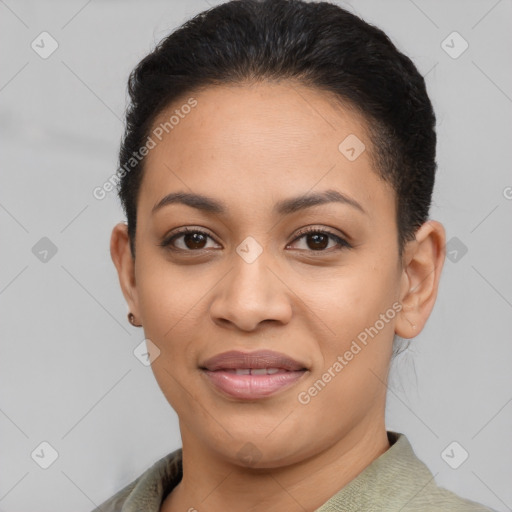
[395,220,446,339]
[110,222,139,317]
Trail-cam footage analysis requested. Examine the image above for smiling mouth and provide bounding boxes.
[199,349,309,399]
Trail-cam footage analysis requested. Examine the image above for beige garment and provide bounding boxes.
[92,431,496,512]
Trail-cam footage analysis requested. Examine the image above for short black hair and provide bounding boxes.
[117,0,437,263]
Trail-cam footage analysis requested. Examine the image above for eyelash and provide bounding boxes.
[159,226,352,253]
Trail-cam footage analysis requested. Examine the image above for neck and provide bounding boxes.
[161,420,390,512]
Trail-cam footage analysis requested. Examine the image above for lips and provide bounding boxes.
[200,350,308,400]
[200,349,308,372]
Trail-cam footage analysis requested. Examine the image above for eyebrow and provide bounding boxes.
[151,188,367,216]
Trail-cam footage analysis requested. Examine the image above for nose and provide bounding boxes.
[209,249,293,332]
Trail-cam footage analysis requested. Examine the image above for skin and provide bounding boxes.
[110,81,446,512]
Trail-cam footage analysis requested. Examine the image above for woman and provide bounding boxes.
[95,0,496,510]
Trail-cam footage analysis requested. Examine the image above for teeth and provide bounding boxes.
[229,368,283,375]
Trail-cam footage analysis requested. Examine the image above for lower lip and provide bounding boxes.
[202,369,306,400]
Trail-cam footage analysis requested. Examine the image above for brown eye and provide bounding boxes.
[288,227,351,252]
[181,232,208,249]
[160,227,219,251]
[305,232,329,250]
[160,226,351,254]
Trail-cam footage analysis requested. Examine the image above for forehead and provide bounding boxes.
[139,81,393,220]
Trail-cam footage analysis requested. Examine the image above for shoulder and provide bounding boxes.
[315,431,497,512]
[90,477,139,512]
[381,432,497,512]
[90,448,183,512]
[400,481,497,511]
[402,477,496,512]
[441,489,497,511]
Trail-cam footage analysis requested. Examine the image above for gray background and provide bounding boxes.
[1,0,511,511]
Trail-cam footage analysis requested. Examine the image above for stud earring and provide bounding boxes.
[128,312,142,327]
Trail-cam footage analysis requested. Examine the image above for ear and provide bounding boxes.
[110,222,139,319]
[395,220,446,339]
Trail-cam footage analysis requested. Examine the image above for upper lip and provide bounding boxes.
[200,350,308,371]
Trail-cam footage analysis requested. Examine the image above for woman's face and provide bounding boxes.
[115,82,425,467]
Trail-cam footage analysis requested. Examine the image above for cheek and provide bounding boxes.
[300,274,396,411]
[136,246,200,318]
[301,267,397,413]
[136,261,206,410]
[134,255,206,370]
[301,264,397,344]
